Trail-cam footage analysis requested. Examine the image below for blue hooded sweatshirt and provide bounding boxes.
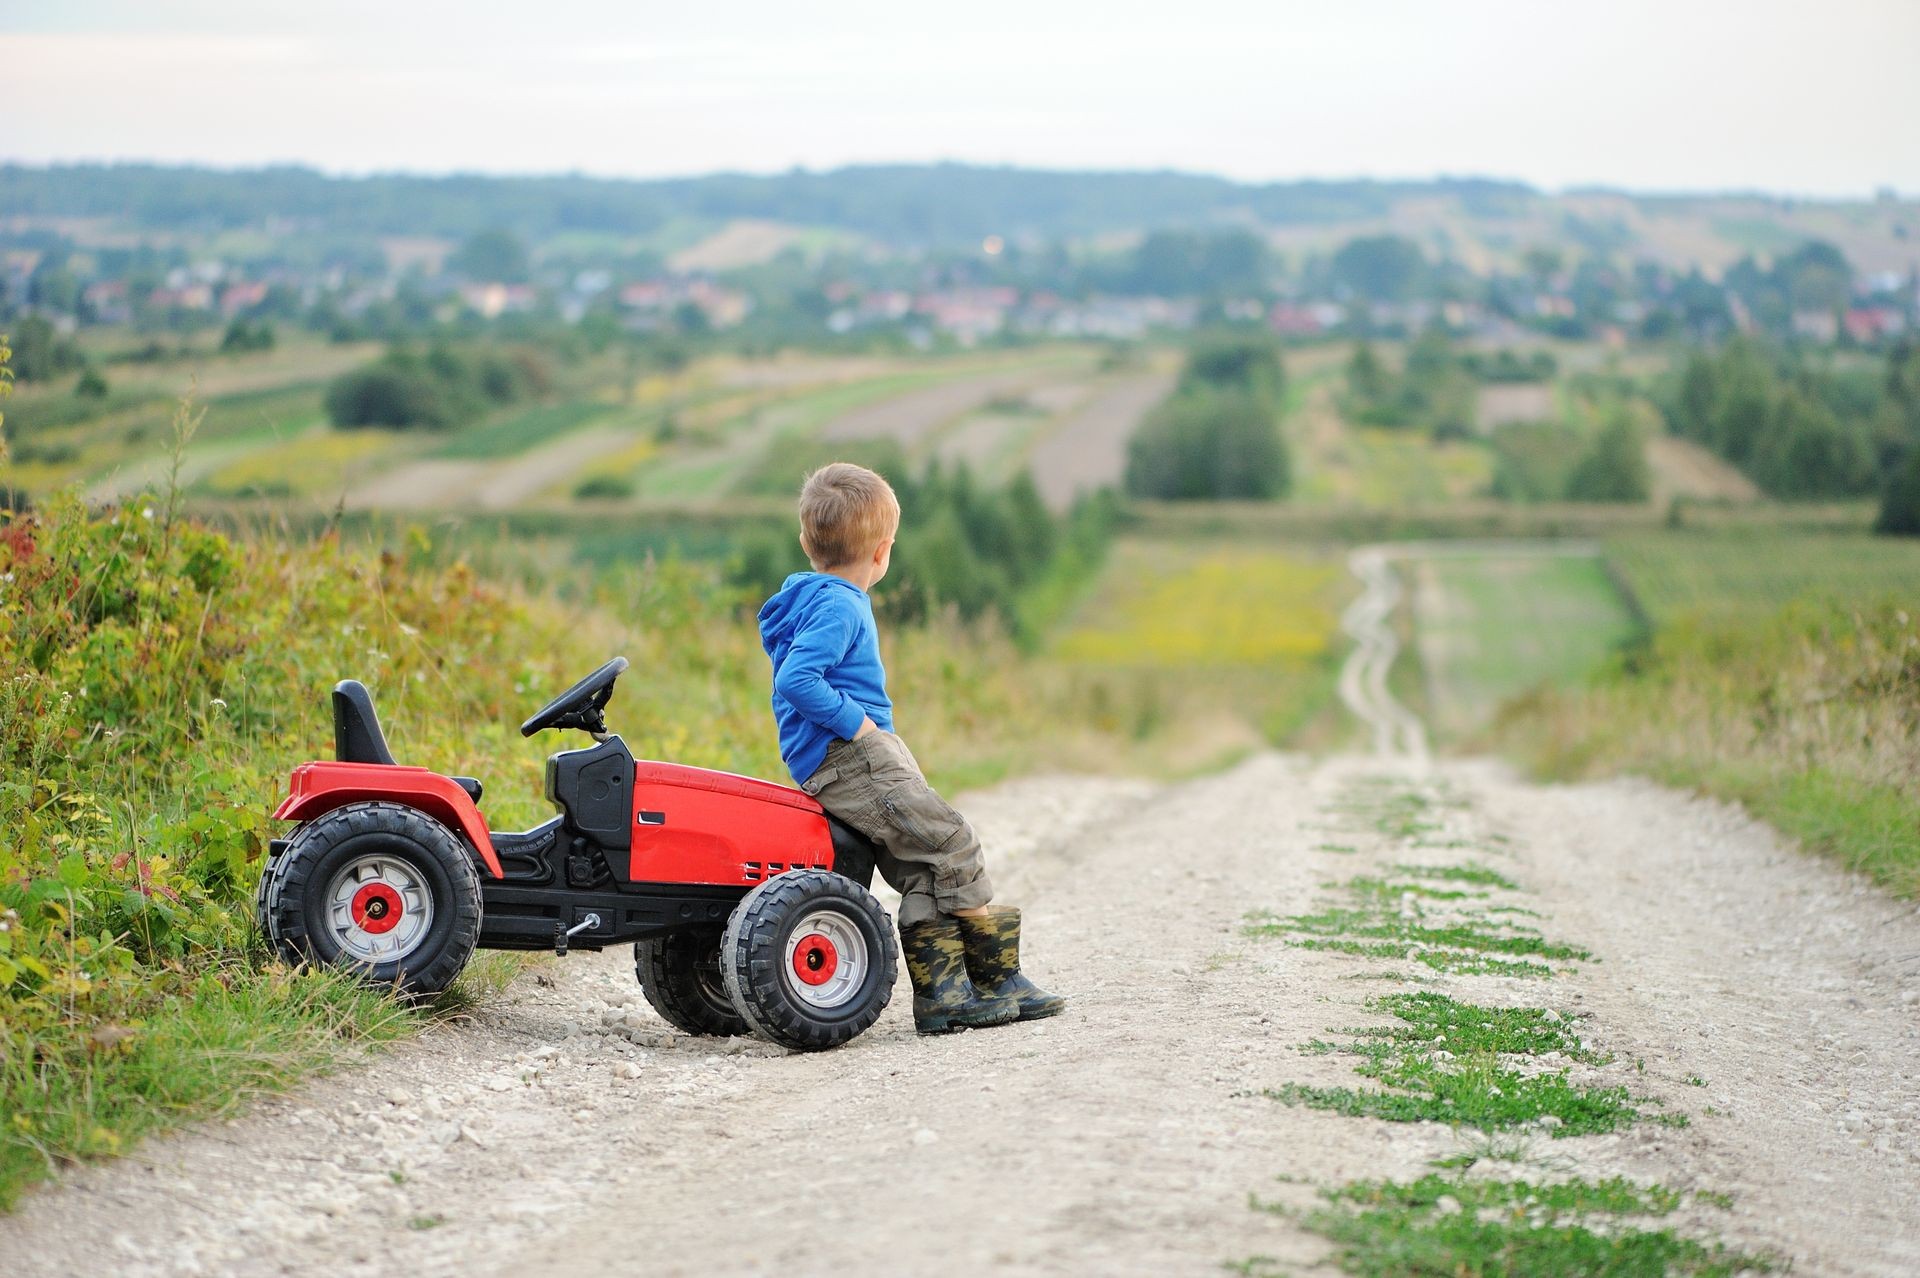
[757,572,894,785]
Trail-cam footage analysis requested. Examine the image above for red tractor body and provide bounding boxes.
[258,659,895,1051]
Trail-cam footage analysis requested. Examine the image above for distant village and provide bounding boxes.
[3,221,1917,357]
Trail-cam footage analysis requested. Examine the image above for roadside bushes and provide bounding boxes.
[1125,333,1290,500]
[1494,600,1920,898]
[324,344,550,430]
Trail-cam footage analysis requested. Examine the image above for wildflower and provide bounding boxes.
[210,698,228,710]
[142,506,155,519]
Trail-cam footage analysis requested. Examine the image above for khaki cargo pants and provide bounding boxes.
[800,731,994,928]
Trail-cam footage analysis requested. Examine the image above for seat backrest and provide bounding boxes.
[332,679,397,766]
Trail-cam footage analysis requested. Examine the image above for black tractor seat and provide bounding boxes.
[331,679,482,803]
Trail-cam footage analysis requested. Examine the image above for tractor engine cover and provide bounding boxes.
[628,760,835,887]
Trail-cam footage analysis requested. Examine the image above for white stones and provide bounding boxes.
[611,1061,643,1080]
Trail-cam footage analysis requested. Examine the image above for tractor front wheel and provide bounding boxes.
[265,801,482,999]
[720,870,896,1052]
[634,928,749,1037]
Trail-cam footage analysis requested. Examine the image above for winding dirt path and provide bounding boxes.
[5,556,1919,1275]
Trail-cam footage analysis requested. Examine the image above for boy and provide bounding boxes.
[757,462,1065,1034]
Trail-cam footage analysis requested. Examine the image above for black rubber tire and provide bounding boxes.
[720,870,896,1052]
[253,845,278,941]
[266,801,482,999]
[634,928,749,1037]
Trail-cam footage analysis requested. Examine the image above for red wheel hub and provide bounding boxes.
[791,932,838,986]
[351,882,404,935]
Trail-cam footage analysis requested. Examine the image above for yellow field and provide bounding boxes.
[1056,544,1342,667]
[202,429,395,496]
[1046,539,1353,768]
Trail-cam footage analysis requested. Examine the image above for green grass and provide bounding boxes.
[1248,1173,1776,1277]
[1394,863,1520,891]
[1,966,419,1208]
[1607,527,1920,626]
[432,400,614,460]
[1325,779,1466,842]
[1263,993,1661,1139]
[1247,855,1585,978]
[1408,552,1642,741]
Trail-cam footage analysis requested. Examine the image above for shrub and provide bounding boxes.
[220,319,275,354]
[1876,449,1920,536]
[1126,387,1288,500]
[1126,334,1290,501]
[573,474,635,501]
[1563,410,1651,503]
[324,345,538,431]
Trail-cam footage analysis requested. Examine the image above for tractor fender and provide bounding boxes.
[274,761,503,879]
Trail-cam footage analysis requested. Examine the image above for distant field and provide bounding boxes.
[1607,528,1920,625]
[1286,377,1496,506]
[1050,538,1352,764]
[1406,550,1641,740]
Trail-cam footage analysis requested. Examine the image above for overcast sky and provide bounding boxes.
[4,0,1915,197]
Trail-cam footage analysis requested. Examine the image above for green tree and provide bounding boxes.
[1776,240,1851,314]
[1673,352,1720,442]
[220,318,275,353]
[1345,342,1389,404]
[1752,390,1872,498]
[1331,235,1426,301]
[1125,229,1269,296]
[1125,387,1288,500]
[1875,448,1920,535]
[450,228,531,283]
[8,315,83,382]
[1563,409,1650,502]
[1180,332,1284,400]
[74,366,109,399]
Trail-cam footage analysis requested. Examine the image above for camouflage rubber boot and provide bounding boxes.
[956,906,1067,1021]
[900,917,1020,1034]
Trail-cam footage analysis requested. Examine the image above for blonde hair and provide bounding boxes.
[798,462,900,569]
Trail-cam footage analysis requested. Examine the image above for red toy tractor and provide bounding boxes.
[257,658,898,1051]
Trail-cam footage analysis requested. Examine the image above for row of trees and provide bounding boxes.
[1664,339,1911,501]
[730,465,1116,636]
[1124,334,1290,500]
[323,345,553,430]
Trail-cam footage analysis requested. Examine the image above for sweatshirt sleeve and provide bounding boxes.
[772,604,869,740]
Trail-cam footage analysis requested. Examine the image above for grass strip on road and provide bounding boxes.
[1262,990,1665,1139]
[1238,1173,1776,1277]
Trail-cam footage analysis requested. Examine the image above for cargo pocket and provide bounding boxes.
[881,784,967,855]
[799,764,840,797]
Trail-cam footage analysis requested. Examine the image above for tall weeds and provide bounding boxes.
[1494,602,1920,897]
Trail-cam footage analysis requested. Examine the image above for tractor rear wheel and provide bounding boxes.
[266,801,482,999]
[720,870,896,1052]
[634,928,749,1037]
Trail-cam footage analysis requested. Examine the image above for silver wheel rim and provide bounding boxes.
[783,908,869,1010]
[325,853,435,965]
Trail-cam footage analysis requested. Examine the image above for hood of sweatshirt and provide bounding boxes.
[757,571,865,648]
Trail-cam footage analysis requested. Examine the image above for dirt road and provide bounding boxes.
[6,571,1919,1274]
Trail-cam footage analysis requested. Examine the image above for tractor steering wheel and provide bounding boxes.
[519,656,629,738]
